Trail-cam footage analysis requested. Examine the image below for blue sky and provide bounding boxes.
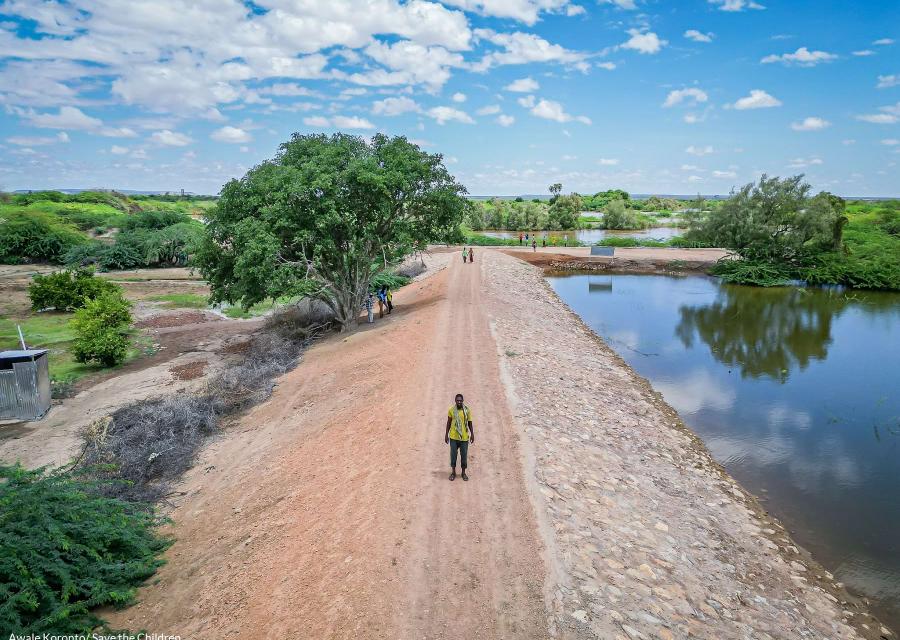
[1,0,898,196]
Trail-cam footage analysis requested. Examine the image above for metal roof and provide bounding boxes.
[0,349,49,359]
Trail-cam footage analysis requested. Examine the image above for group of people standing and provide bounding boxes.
[364,285,393,323]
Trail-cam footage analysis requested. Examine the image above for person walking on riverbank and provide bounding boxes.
[468,247,474,263]
[519,233,523,245]
[445,393,474,481]
[385,286,393,314]
[462,247,468,263]
[532,238,537,252]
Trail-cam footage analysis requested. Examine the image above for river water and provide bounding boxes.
[480,227,681,244]
[547,272,900,630]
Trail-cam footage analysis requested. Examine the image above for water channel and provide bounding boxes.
[547,272,900,629]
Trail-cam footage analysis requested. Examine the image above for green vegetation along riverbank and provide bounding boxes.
[682,176,899,290]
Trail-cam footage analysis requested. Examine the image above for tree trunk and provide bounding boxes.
[331,288,359,333]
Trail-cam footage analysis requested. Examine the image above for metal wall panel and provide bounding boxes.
[0,370,17,419]
[13,361,38,420]
[36,355,51,417]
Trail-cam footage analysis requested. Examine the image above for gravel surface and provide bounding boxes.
[482,248,887,640]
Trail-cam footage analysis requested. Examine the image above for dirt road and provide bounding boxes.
[108,253,548,638]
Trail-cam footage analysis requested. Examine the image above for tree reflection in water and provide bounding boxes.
[676,285,855,382]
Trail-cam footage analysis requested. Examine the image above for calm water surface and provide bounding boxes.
[480,227,681,243]
[547,273,900,629]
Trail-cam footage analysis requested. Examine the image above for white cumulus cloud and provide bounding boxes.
[529,98,590,124]
[621,29,666,54]
[151,130,193,147]
[211,126,252,143]
[732,89,782,110]
[877,74,899,89]
[663,88,708,108]
[427,106,475,125]
[684,30,713,43]
[791,116,830,131]
[761,47,837,67]
[452,92,467,103]
[372,96,420,116]
[496,114,515,126]
[505,77,539,92]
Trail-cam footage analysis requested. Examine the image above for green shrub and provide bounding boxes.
[603,200,649,230]
[710,259,793,287]
[0,211,86,264]
[71,291,132,366]
[0,464,170,634]
[371,272,410,291]
[28,269,118,311]
[121,209,190,231]
[97,238,145,270]
[62,242,105,267]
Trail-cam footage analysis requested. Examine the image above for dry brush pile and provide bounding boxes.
[75,300,335,503]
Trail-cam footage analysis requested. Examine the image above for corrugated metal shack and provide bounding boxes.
[0,349,51,421]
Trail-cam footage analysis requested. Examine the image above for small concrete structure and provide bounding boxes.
[589,246,615,257]
[0,349,51,421]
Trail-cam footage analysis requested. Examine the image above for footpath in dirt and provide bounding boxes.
[108,248,888,640]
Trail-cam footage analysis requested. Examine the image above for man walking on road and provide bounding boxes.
[445,393,474,481]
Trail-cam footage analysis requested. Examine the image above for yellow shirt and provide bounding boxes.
[448,405,472,441]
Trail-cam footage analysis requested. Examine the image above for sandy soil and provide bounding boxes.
[107,253,547,638]
[0,314,262,470]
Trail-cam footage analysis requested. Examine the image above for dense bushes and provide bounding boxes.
[28,268,118,311]
[371,272,411,291]
[695,179,900,290]
[71,291,133,366]
[0,464,170,634]
[2,192,209,268]
[603,199,649,230]
[0,210,86,263]
[64,221,203,270]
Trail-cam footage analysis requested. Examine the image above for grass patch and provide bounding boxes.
[149,293,208,309]
[0,313,144,384]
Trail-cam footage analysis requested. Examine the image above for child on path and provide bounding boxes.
[364,293,374,323]
[468,247,474,263]
[532,238,537,252]
[385,286,393,314]
[462,247,468,263]
[377,287,386,318]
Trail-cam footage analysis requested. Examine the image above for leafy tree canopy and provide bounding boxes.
[197,133,467,331]
[685,174,845,264]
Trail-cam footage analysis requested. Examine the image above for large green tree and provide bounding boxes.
[197,133,467,331]
[548,193,582,229]
[685,174,844,263]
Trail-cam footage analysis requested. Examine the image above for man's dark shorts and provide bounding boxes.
[450,438,469,469]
